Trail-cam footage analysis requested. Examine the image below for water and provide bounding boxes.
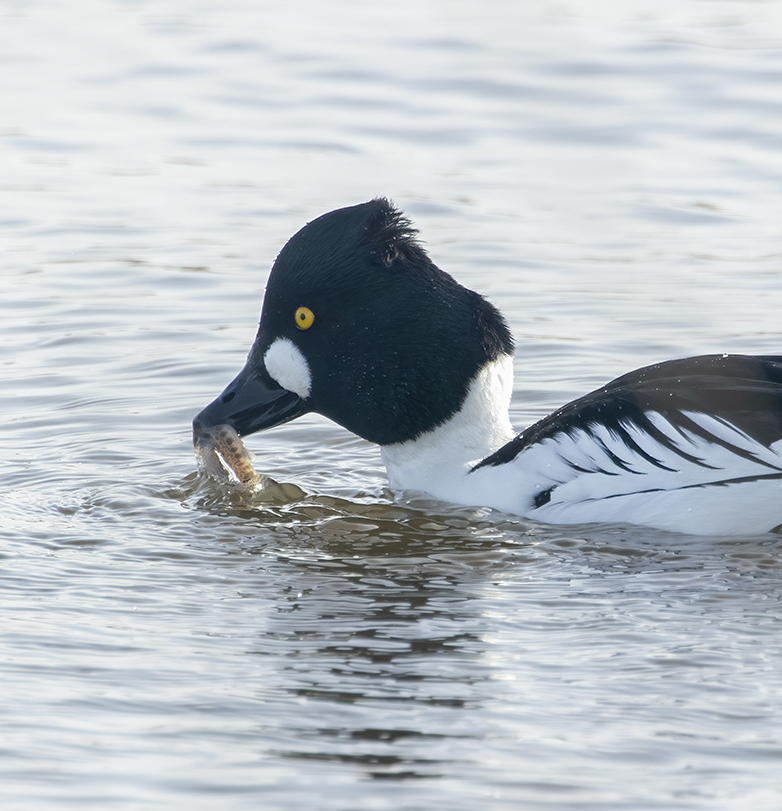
[3,1,782,808]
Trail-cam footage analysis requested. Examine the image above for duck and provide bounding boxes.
[193,198,782,536]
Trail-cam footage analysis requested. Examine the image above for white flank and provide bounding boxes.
[517,411,782,534]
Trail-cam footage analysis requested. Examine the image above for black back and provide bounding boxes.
[474,354,782,471]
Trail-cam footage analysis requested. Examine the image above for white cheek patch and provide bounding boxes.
[263,338,312,399]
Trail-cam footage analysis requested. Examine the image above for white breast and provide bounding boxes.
[381,355,516,501]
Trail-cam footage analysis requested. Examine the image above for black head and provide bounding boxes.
[194,199,514,446]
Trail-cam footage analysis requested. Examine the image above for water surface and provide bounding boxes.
[3,1,782,808]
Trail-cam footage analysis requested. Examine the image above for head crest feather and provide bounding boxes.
[363,198,428,269]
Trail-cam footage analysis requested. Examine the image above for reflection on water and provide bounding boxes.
[168,471,782,798]
[4,0,782,808]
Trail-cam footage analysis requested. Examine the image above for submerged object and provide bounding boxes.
[193,422,306,502]
[193,199,782,535]
[193,423,270,486]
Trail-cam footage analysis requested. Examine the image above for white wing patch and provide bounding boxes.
[508,410,782,534]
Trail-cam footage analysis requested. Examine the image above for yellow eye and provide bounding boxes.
[295,306,315,330]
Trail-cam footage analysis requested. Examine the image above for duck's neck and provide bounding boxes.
[380,355,516,500]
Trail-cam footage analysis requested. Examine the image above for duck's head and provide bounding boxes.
[193,199,513,448]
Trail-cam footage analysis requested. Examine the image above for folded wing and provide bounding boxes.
[475,355,782,534]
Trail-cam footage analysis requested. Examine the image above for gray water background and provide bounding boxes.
[3,1,782,808]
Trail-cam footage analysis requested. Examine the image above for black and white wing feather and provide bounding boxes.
[475,355,782,534]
